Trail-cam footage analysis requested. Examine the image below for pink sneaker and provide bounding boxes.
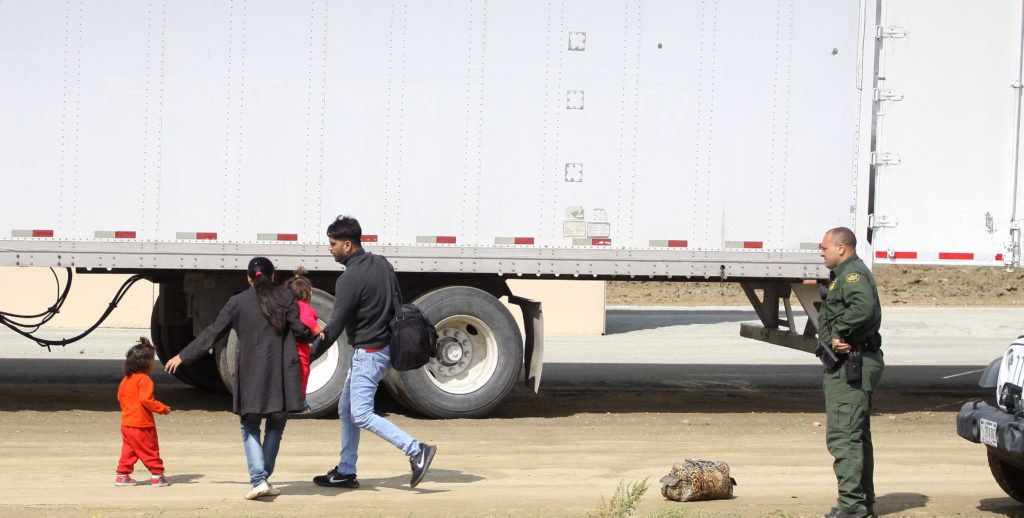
[114,474,136,486]
[151,474,169,487]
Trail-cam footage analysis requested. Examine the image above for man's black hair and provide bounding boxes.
[327,215,362,243]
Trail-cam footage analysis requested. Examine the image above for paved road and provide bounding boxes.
[1,306,1020,395]
[542,306,1022,393]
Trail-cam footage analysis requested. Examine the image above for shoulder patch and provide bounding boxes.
[846,273,861,283]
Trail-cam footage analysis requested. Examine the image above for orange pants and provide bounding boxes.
[117,426,164,475]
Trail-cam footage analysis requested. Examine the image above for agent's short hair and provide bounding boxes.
[828,227,857,249]
[124,338,156,376]
[326,215,361,243]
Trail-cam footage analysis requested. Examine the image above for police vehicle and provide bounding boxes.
[957,336,1024,502]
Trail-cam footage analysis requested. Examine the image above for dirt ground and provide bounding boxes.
[0,380,1012,518]
[607,265,1024,307]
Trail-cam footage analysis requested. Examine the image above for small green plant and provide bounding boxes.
[588,478,650,518]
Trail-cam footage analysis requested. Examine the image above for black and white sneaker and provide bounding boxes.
[409,443,436,488]
[313,467,359,488]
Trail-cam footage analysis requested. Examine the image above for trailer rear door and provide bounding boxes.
[870,0,1024,267]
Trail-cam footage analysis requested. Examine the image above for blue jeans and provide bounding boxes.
[240,412,287,486]
[337,346,420,474]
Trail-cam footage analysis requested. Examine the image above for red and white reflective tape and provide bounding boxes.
[95,231,136,239]
[256,233,298,241]
[176,232,217,240]
[649,240,688,248]
[12,229,53,238]
[495,237,535,245]
[724,241,763,249]
[875,250,1005,262]
[572,238,611,246]
[362,235,378,243]
[417,236,457,244]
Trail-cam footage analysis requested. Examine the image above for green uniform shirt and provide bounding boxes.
[817,254,881,344]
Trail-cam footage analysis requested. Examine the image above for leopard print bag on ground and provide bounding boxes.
[659,458,736,502]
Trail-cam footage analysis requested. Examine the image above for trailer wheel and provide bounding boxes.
[214,288,350,418]
[988,449,1024,502]
[383,287,523,418]
[150,295,225,392]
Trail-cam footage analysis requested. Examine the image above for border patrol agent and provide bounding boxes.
[817,227,883,518]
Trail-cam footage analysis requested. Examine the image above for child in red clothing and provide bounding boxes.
[115,337,171,487]
[285,267,321,410]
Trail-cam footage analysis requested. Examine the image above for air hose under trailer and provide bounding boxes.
[0,267,145,350]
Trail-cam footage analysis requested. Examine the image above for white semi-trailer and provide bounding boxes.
[1,0,1020,417]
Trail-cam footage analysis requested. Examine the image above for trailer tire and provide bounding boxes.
[150,296,225,392]
[214,288,350,418]
[383,287,523,418]
[988,449,1024,502]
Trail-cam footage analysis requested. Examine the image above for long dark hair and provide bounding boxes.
[248,256,283,335]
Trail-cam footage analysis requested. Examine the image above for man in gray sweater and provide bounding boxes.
[311,215,436,489]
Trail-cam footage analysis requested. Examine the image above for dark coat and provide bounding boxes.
[178,285,314,415]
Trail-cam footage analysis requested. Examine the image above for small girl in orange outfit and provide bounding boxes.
[115,337,171,487]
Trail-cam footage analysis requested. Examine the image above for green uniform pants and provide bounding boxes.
[823,349,884,512]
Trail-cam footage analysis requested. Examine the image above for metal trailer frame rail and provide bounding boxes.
[0,240,829,280]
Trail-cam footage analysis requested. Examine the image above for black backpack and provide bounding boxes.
[388,289,437,371]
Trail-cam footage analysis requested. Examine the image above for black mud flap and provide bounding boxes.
[508,295,543,394]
